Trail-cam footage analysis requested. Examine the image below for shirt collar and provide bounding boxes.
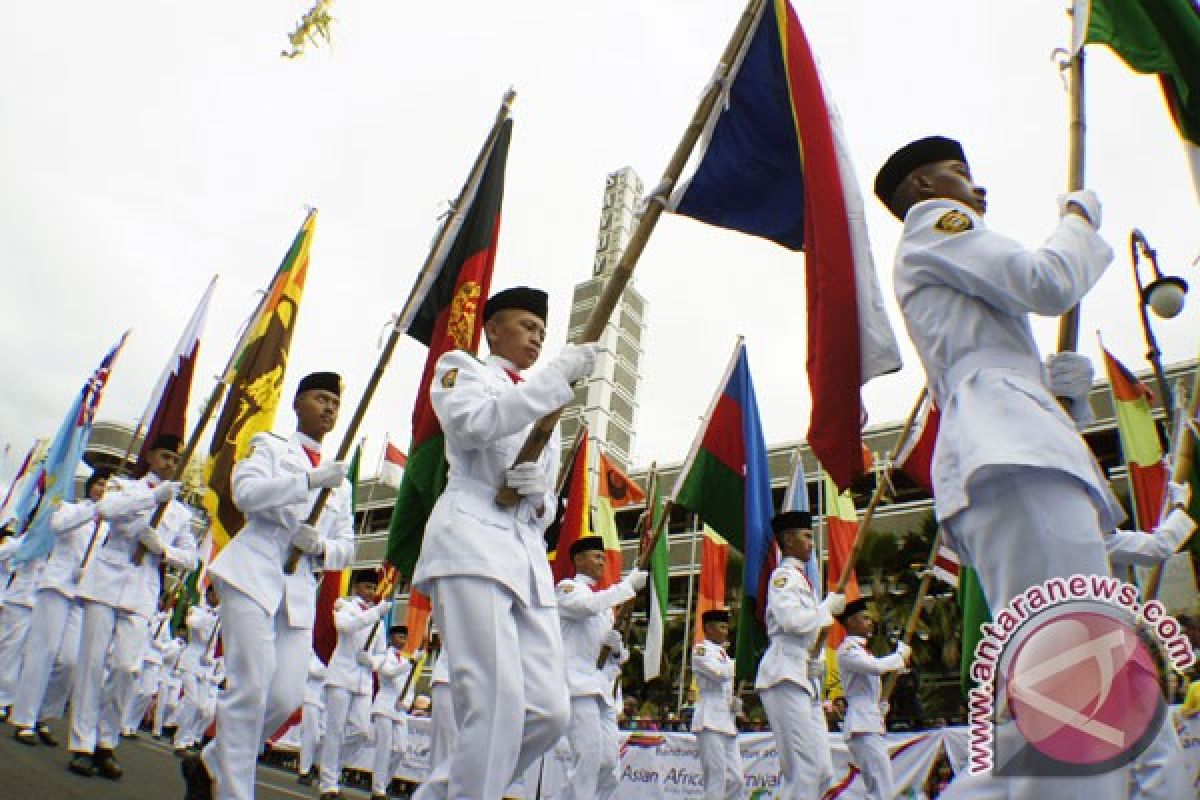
[293,431,322,454]
[576,573,597,588]
[848,634,868,646]
[487,353,521,376]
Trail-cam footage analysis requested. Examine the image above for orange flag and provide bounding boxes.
[822,474,862,649]
[693,528,729,643]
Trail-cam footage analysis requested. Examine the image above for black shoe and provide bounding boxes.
[318,793,341,800]
[36,724,58,747]
[93,748,123,781]
[298,769,316,786]
[174,746,189,757]
[67,752,97,778]
[181,754,213,800]
[14,728,38,746]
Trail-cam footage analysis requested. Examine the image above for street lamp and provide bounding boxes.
[1130,229,1188,420]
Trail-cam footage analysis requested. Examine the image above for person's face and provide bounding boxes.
[783,529,814,562]
[845,609,874,637]
[87,480,107,503]
[572,549,606,581]
[704,620,730,645]
[294,389,340,441]
[913,159,987,215]
[485,309,546,371]
[389,632,407,650]
[353,581,377,602]
[834,697,847,714]
[206,585,220,607]
[146,447,181,479]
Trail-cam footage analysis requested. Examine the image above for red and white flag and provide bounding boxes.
[380,439,407,488]
[931,542,960,588]
[896,392,940,495]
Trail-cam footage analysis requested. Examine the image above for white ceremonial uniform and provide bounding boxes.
[691,639,743,800]
[153,638,185,737]
[317,595,387,794]
[414,651,453,800]
[175,603,220,749]
[10,498,94,729]
[299,652,326,777]
[0,552,44,708]
[70,474,194,755]
[755,557,835,799]
[201,430,354,800]
[895,199,1189,799]
[836,636,904,800]
[554,572,636,800]
[412,350,573,799]
[370,646,415,796]
[124,610,174,734]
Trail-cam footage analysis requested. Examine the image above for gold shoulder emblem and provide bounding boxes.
[561,583,574,593]
[772,574,789,589]
[934,209,973,234]
[441,368,458,389]
[696,644,706,656]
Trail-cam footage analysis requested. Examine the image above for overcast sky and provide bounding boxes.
[2,1,1197,491]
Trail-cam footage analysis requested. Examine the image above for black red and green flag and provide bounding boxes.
[384,119,513,577]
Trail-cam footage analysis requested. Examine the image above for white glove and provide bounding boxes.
[820,592,846,617]
[601,629,622,651]
[153,481,181,505]
[895,641,912,661]
[1045,352,1096,427]
[356,651,374,668]
[292,523,325,555]
[1168,480,1192,510]
[505,463,548,497]
[548,343,599,384]
[807,657,826,686]
[374,600,393,619]
[624,567,648,592]
[412,649,425,662]
[307,461,347,490]
[137,523,165,555]
[1058,189,1102,229]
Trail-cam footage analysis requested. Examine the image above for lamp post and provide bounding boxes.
[1130,229,1188,425]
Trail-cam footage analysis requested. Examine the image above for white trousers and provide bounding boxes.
[431,575,569,800]
[298,701,324,775]
[40,603,82,721]
[0,602,33,706]
[846,732,892,800]
[11,589,81,728]
[317,684,371,793]
[69,600,147,753]
[201,579,309,800]
[413,682,455,800]
[124,661,162,732]
[697,729,744,800]
[153,674,182,736]
[372,713,402,794]
[760,682,833,799]
[558,695,619,800]
[175,671,215,748]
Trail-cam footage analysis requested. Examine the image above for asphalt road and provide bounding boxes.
[0,719,378,800]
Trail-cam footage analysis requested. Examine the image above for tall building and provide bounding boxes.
[559,167,648,472]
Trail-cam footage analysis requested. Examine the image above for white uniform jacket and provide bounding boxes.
[180,602,219,674]
[893,198,1121,524]
[304,653,327,707]
[41,498,100,598]
[143,611,175,666]
[413,351,572,608]
[836,635,905,736]
[371,647,414,721]
[755,556,830,695]
[690,639,737,735]
[324,596,387,695]
[0,550,44,608]
[208,431,355,627]
[556,574,635,702]
[76,475,194,616]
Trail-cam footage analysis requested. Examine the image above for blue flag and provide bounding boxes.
[783,449,821,596]
[14,331,128,564]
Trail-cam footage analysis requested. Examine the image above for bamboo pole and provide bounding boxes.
[283,89,517,574]
[808,389,928,660]
[882,528,944,702]
[1055,44,1086,352]
[494,0,767,508]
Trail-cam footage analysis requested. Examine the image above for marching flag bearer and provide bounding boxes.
[692,608,744,800]
[835,598,910,800]
[755,510,845,799]
[174,585,220,754]
[554,535,647,800]
[184,371,356,800]
[368,624,419,800]
[317,569,390,800]
[69,433,195,780]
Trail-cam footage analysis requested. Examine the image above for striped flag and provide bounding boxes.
[594,446,643,588]
[931,545,961,588]
[821,474,863,650]
[670,0,902,490]
[1101,347,1168,531]
[643,486,669,682]
[692,528,729,644]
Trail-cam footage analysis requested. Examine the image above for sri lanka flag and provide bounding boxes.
[669,0,901,491]
[674,339,775,682]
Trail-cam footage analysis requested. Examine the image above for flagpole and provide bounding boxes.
[1144,372,1200,600]
[1056,20,1087,353]
[284,89,517,575]
[495,0,767,508]
[882,527,944,702]
[808,389,927,660]
[596,461,658,670]
[358,435,378,539]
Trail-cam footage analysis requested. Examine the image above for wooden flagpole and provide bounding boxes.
[283,89,517,574]
[808,389,928,660]
[495,0,767,507]
[1144,374,1200,600]
[882,528,945,702]
[1055,28,1087,352]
